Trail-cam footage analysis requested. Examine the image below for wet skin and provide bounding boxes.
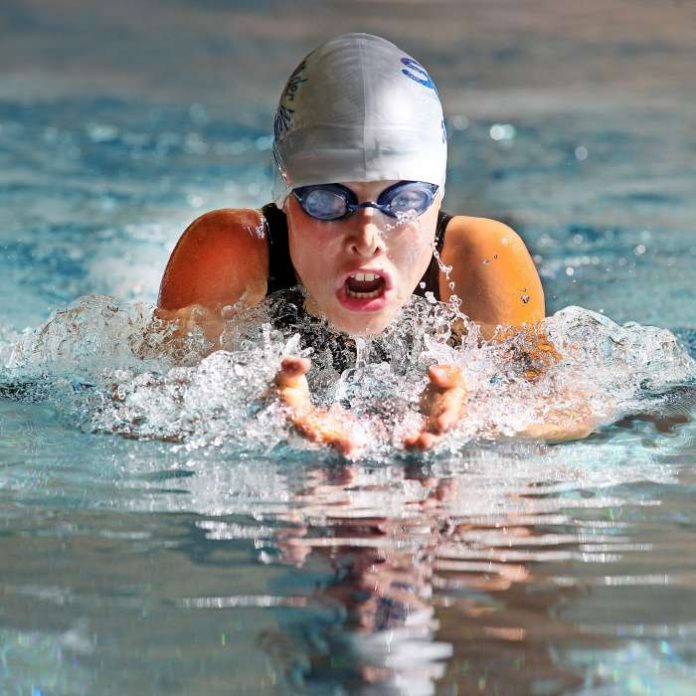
[285,180,440,336]
[156,179,595,454]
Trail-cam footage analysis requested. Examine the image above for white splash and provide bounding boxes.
[1,292,694,460]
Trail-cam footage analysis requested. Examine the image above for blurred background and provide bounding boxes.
[1,0,694,332]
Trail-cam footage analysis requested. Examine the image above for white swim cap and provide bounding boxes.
[272,33,447,205]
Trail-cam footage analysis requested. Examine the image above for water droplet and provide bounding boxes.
[574,145,589,161]
[565,266,575,277]
[633,244,647,256]
[184,132,207,155]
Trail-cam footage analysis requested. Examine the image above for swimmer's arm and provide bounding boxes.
[439,216,562,377]
[518,385,606,442]
[155,208,269,346]
[425,220,598,443]
[517,405,598,442]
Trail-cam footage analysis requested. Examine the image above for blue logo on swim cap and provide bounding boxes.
[400,57,436,91]
[274,105,295,141]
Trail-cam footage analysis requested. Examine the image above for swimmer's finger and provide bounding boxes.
[294,411,357,457]
[427,364,466,391]
[280,356,311,377]
[275,356,312,389]
[433,408,459,434]
[331,435,356,457]
[425,381,467,435]
[404,431,439,451]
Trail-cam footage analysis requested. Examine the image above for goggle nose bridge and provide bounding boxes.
[346,201,383,213]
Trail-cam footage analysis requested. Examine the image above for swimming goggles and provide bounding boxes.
[292,180,439,221]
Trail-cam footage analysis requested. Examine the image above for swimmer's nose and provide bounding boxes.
[345,208,385,257]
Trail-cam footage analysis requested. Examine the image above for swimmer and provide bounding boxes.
[156,33,596,454]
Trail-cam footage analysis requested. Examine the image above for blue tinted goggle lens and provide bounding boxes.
[292,181,438,221]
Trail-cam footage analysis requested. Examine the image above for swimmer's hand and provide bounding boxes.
[404,365,468,451]
[274,356,359,457]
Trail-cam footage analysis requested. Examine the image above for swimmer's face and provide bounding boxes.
[285,180,441,335]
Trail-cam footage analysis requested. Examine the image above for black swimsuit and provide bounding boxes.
[261,203,453,299]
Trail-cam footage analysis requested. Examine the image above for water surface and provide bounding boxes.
[1,1,695,693]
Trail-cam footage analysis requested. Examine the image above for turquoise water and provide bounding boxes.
[1,1,696,693]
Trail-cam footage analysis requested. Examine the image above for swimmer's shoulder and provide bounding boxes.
[158,208,269,311]
[441,215,529,258]
[439,215,545,325]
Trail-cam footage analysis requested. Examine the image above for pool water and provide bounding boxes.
[1,1,696,694]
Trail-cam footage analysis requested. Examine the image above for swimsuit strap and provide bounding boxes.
[261,203,453,299]
[262,203,296,294]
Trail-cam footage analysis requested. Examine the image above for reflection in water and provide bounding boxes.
[254,452,642,694]
[1,407,696,694]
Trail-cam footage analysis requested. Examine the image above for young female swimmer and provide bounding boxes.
[157,34,595,454]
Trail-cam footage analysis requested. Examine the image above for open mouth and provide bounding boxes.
[344,272,386,299]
